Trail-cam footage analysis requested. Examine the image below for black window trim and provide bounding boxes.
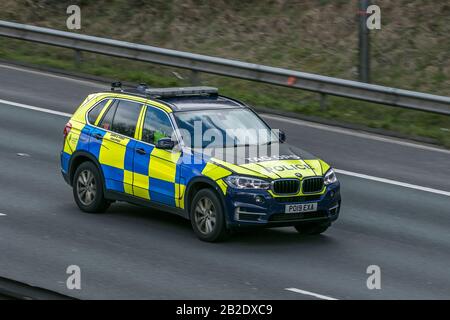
[85,97,111,125]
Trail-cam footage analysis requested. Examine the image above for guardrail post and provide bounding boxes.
[189,70,200,86]
[320,93,327,111]
[74,49,82,68]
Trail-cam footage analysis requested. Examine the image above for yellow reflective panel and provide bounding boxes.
[72,93,111,123]
[98,132,130,169]
[151,148,181,163]
[175,183,186,209]
[148,149,181,183]
[302,159,325,176]
[210,158,269,179]
[238,163,279,180]
[216,179,228,195]
[133,173,150,200]
[123,170,134,195]
[147,100,173,113]
[63,120,84,155]
[319,159,331,175]
[201,162,232,180]
[248,160,317,178]
[63,134,78,155]
[74,92,173,126]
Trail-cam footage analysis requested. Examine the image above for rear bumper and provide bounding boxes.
[61,170,70,185]
[60,151,71,185]
[223,182,341,228]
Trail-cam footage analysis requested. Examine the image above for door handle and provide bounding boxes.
[136,148,146,155]
[93,133,103,140]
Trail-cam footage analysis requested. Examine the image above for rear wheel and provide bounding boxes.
[190,189,229,242]
[73,161,110,213]
[294,222,330,235]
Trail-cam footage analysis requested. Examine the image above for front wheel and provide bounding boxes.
[73,161,110,213]
[190,189,229,242]
[294,222,330,235]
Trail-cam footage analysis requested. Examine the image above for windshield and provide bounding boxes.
[173,108,278,148]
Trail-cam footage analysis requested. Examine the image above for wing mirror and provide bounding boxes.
[278,130,286,143]
[156,137,176,150]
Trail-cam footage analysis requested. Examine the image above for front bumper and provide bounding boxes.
[223,182,341,228]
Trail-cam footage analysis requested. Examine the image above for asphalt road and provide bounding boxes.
[0,63,449,299]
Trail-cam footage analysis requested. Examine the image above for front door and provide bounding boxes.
[132,105,180,206]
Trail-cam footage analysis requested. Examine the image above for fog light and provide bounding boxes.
[255,195,265,204]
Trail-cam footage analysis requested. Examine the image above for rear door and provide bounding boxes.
[132,105,180,206]
[90,99,143,194]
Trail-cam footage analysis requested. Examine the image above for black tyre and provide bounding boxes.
[190,189,229,242]
[73,161,110,213]
[294,222,330,235]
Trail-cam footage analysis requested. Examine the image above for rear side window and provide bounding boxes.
[99,100,118,131]
[98,99,142,138]
[87,99,109,124]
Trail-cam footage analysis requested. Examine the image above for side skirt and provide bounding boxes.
[104,190,188,219]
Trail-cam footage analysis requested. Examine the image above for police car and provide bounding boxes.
[61,83,341,241]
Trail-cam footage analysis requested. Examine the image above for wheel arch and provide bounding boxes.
[68,151,104,187]
[184,176,228,221]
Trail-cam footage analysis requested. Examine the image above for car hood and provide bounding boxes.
[188,142,331,180]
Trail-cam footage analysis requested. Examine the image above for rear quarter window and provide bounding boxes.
[87,99,109,124]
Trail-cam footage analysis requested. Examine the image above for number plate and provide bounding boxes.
[285,203,318,214]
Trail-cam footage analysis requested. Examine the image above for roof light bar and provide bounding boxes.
[145,86,218,98]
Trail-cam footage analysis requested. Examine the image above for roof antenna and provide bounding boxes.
[111,81,122,91]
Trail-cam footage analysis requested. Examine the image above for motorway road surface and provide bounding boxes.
[0,63,449,299]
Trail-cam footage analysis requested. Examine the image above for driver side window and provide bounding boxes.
[142,106,174,145]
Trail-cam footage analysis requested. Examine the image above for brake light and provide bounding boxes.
[63,122,72,139]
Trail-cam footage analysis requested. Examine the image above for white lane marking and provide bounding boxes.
[335,169,450,197]
[262,114,450,155]
[17,153,31,157]
[285,288,338,300]
[0,64,108,89]
[0,213,6,216]
[0,98,449,196]
[0,99,71,117]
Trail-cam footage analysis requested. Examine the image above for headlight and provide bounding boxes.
[224,175,271,190]
[324,168,338,185]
